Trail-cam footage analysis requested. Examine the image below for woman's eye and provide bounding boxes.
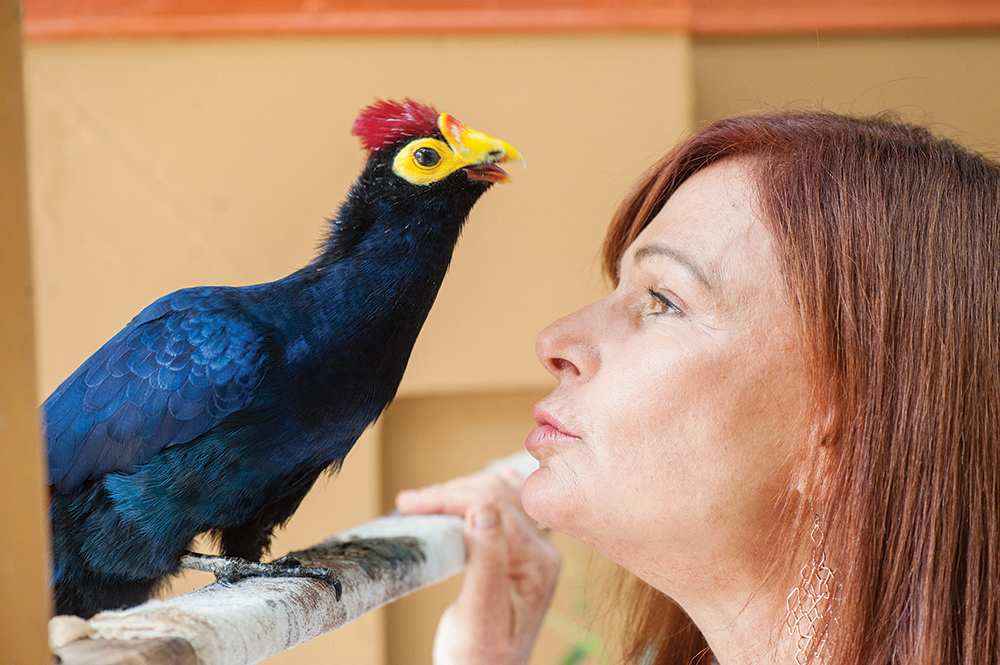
[646,288,681,316]
[414,147,441,168]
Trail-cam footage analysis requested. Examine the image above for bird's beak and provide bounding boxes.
[438,113,524,183]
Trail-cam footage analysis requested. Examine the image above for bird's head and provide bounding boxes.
[352,99,523,186]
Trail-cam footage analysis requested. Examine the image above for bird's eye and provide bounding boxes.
[413,147,441,168]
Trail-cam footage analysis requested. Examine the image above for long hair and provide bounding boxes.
[603,113,1000,664]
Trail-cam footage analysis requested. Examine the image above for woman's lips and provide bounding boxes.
[526,405,581,455]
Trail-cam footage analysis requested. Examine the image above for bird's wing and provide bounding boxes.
[44,289,271,494]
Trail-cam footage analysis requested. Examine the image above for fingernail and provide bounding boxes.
[396,490,417,505]
[474,505,499,530]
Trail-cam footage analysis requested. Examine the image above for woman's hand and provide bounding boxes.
[395,469,561,665]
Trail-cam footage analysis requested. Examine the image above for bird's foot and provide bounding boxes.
[180,551,342,601]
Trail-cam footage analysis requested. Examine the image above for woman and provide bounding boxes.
[397,112,1000,664]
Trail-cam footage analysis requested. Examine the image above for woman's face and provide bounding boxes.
[522,159,812,586]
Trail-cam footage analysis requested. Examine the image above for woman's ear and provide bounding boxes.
[794,403,838,505]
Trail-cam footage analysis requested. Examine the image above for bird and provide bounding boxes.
[44,99,521,618]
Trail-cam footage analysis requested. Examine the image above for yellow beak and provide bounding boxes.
[438,113,524,183]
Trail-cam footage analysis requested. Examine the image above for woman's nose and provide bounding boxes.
[535,304,602,381]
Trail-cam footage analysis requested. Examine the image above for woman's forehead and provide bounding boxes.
[624,161,772,284]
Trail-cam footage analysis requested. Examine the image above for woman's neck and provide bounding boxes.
[623,543,814,665]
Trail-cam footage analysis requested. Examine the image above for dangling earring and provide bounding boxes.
[785,518,834,664]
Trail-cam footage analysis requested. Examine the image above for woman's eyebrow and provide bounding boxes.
[632,243,712,290]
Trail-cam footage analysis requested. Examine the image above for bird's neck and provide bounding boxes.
[258,187,471,432]
[284,177,477,358]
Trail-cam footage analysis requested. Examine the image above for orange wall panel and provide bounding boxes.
[22,0,688,39]
[23,0,1000,39]
[692,0,1000,35]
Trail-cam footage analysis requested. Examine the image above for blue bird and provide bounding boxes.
[45,99,521,617]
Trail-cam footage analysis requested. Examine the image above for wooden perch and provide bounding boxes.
[49,451,538,665]
[50,514,464,665]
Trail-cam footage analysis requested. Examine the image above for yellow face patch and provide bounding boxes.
[392,137,470,186]
[391,113,522,186]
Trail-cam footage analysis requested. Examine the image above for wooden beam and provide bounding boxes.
[0,0,52,661]
[21,0,1000,40]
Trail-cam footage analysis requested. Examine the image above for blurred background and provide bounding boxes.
[3,0,999,663]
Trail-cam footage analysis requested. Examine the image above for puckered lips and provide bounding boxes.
[526,403,581,456]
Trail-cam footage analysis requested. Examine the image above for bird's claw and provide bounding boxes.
[180,551,343,601]
[267,554,343,600]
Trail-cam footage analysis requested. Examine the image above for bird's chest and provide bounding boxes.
[232,356,390,463]
[255,270,441,456]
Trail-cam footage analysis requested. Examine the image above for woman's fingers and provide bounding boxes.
[456,505,511,628]
[395,469,561,665]
[494,504,562,615]
[431,502,560,665]
[396,471,525,517]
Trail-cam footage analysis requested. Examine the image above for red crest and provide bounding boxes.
[352,99,440,153]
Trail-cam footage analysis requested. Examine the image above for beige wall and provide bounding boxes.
[23,35,693,400]
[17,26,1000,665]
[694,32,1000,150]
[22,33,692,664]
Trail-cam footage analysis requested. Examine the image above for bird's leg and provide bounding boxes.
[180,551,343,600]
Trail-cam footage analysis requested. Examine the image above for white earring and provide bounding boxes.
[785,518,834,664]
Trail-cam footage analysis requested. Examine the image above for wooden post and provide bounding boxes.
[0,0,54,661]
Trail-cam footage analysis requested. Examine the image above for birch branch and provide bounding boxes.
[49,451,538,665]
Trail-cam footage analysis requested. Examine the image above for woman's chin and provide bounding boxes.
[522,464,580,534]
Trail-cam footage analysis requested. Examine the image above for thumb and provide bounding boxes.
[456,504,509,623]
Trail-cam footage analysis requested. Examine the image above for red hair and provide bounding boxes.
[351,99,440,153]
[604,113,1000,664]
